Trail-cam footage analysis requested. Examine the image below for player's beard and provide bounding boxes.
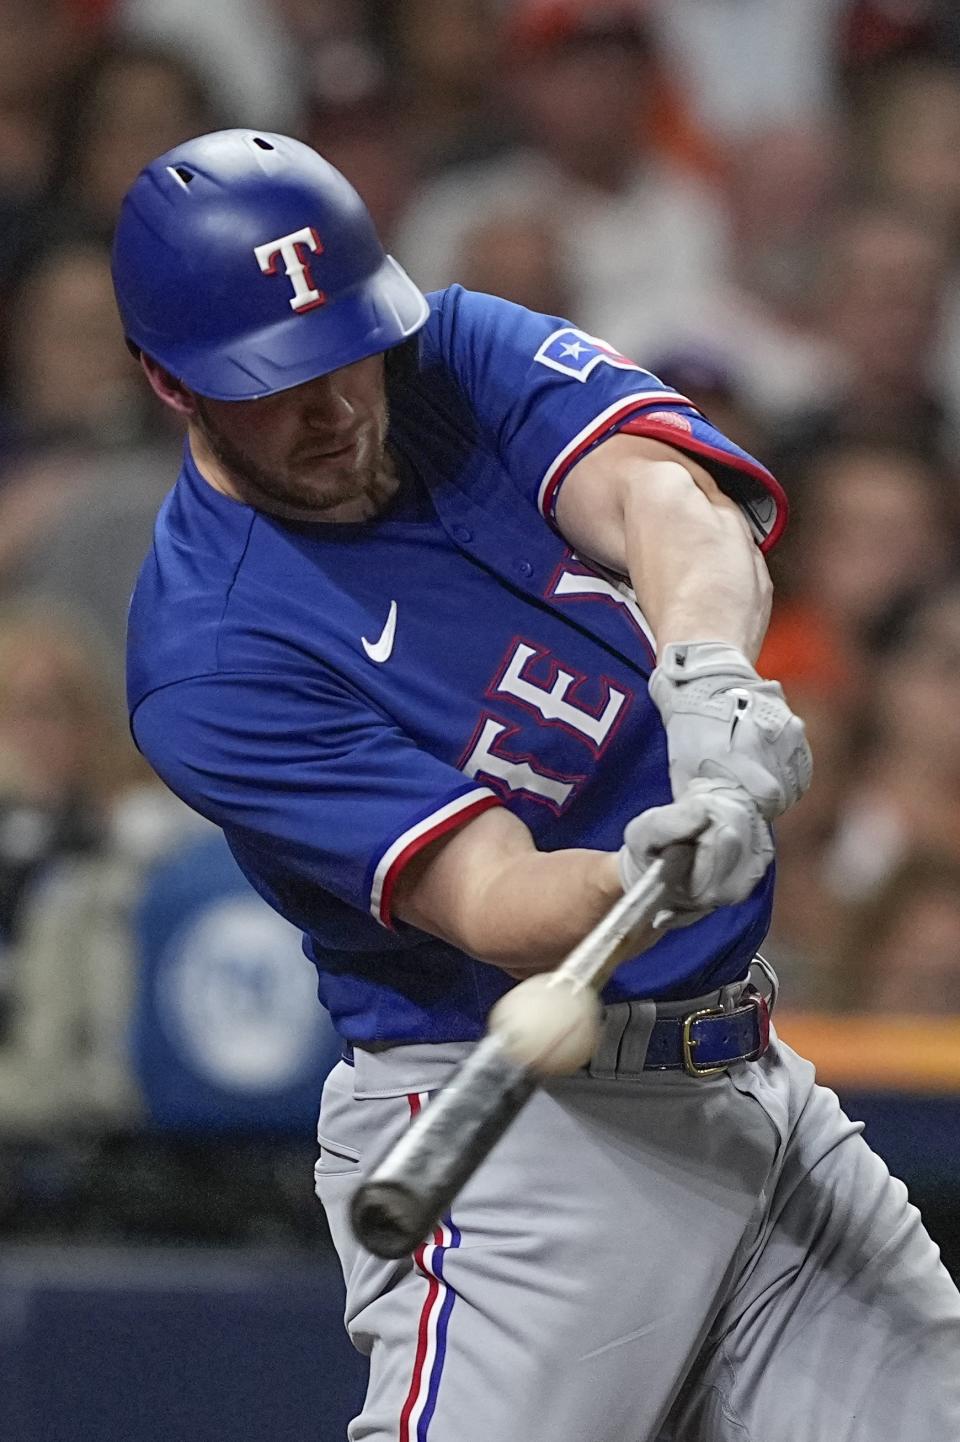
[193,396,398,522]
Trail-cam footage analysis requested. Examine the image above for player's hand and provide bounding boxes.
[648,642,812,820]
[618,777,773,929]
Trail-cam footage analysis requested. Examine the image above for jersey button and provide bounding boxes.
[452,525,473,543]
[518,560,534,577]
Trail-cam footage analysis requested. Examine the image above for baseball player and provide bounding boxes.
[113,131,960,1442]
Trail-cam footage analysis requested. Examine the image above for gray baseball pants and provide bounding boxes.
[315,989,960,1442]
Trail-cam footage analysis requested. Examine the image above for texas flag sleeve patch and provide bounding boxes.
[534,327,644,381]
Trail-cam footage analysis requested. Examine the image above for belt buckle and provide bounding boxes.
[681,990,771,1077]
[681,1003,729,1078]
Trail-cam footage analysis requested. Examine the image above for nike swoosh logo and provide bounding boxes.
[729,692,749,742]
[362,600,398,663]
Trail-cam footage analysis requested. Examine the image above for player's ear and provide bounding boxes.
[138,352,199,417]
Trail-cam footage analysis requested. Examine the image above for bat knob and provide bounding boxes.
[350,1181,427,1259]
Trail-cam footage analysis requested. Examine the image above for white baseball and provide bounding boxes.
[488,974,602,1077]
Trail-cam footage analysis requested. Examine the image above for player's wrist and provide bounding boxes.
[652,641,758,690]
[597,847,628,903]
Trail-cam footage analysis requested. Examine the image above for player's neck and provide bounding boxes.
[187,428,236,500]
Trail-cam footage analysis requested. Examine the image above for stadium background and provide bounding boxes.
[0,0,958,1436]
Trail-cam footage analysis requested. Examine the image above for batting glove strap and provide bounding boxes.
[649,642,812,820]
[618,778,774,930]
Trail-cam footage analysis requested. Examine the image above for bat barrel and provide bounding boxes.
[350,1034,536,1258]
[349,1181,437,1261]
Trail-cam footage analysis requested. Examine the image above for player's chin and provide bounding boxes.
[289,457,359,498]
[305,466,355,497]
[290,466,385,520]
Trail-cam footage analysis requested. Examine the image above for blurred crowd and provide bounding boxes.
[0,0,958,1236]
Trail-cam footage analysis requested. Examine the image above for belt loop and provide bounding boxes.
[588,1002,630,1079]
[615,1000,658,1076]
[719,983,739,1015]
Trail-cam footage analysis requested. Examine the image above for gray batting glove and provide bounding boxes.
[648,642,812,821]
[618,777,774,929]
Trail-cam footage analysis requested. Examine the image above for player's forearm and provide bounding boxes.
[623,459,770,662]
[555,434,771,663]
[393,807,623,976]
[462,845,625,976]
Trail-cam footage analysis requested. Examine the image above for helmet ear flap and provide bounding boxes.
[111,129,429,402]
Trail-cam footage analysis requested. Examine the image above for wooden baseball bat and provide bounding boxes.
[349,845,692,1259]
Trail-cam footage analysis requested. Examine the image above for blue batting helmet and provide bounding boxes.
[111,129,429,400]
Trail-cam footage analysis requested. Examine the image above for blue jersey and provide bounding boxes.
[128,287,787,1045]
